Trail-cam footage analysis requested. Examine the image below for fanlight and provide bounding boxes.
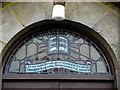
[5,30,110,74]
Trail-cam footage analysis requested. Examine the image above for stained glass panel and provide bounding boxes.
[6,30,110,74]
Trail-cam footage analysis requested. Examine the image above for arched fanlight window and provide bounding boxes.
[2,20,117,89]
[5,29,110,74]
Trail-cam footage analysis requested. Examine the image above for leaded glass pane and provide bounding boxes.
[27,43,37,57]
[16,45,26,59]
[80,44,89,58]
[91,46,100,60]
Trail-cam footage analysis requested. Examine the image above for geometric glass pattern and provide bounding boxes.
[5,29,110,74]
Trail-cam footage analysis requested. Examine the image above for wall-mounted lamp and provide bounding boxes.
[52,0,66,21]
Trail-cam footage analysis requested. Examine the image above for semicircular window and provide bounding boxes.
[6,29,110,74]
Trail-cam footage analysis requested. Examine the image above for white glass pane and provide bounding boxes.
[70,52,79,60]
[80,55,88,60]
[38,52,46,60]
[97,61,107,73]
[80,44,89,57]
[33,38,42,44]
[91,46,100,60]
[9,60,19,72]
[74,39,84,44]
[16,45,26,59]
[27,43,37,57]
[91,64,96,73]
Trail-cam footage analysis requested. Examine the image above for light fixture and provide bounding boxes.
[52,0,65,21]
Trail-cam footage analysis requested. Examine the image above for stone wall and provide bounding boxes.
[0,2,119,88]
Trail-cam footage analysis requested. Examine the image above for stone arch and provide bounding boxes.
[2,19,117,89]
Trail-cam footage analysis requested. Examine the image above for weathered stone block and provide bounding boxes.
[43,2,53,19]
[72,2,108,28]
[10,2,46,26]
[93,11,118,58]
[2,8,23,43]
[65,2,74,19]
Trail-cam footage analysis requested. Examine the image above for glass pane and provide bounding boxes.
[91,63,96,73]
[97,61,107,73]
[80,44,89,57]
[74,38,84,44]
[27,43,37,57]
[16,45,26,59]
[33,38,42,44]
[9,60,19,73]
[91,46,100,60]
